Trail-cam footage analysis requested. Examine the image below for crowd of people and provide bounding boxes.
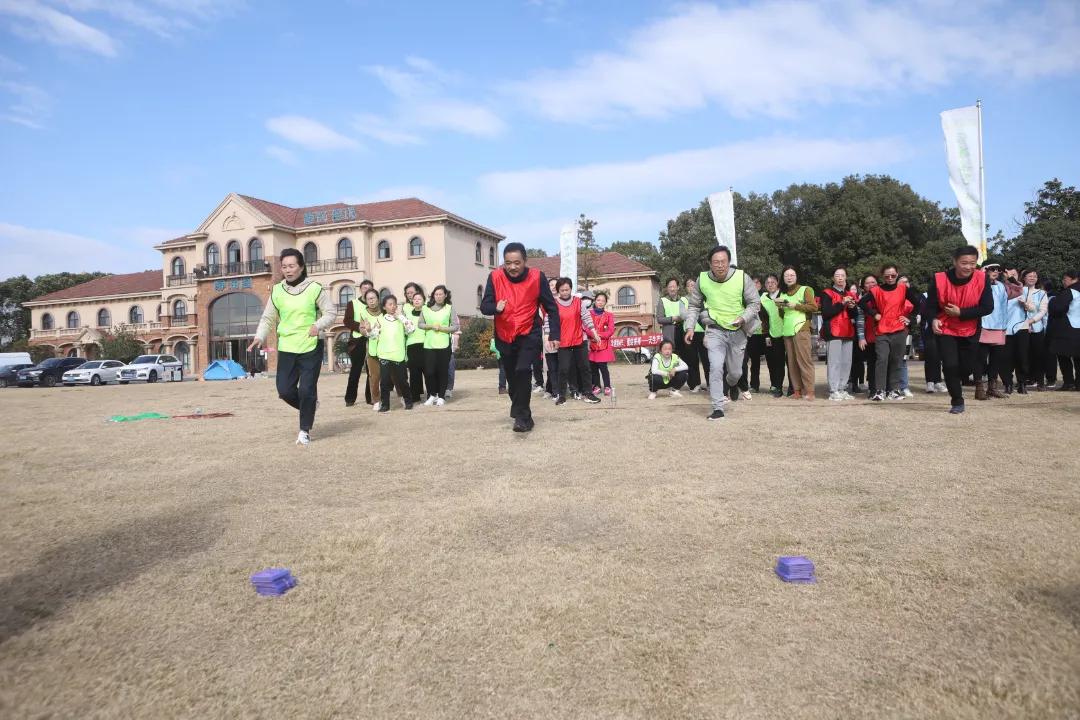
[253,244,1080,442]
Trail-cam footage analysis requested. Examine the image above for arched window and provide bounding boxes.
[129,306,144,324]
[97,308,110,327]
[409,236,424,257]
[303,242,319,265]
[66,311,80,329]
[476,285,483,309]
[616,325,640,337]
[173,299,187,320]
[337,237,353,260]
[489,246,496,266]
[206,243,220,270]
[226,240,242,271]
[170,256,185,276]
[249,237,263,263]
[617,285,636,306]
[42,313,54,330]
[174,341,190,372]
[379,286,392,301]
[377,240,391,260]
[67,347,79,358]
[338,285,355,309]
[475,241,482,263]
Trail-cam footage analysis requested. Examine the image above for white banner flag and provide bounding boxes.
[941,105,985,260]
[707,190,737,266]
[558,223,577,292]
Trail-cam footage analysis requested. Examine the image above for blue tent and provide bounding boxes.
[203,359,247,380]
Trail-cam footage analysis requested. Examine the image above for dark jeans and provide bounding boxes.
[765,336,786,390]
[922,330,943,383]
[863,342,878,395]
[875,331,906,393]
[741,333,765,390]
[684,332,700,389]
[406,343,426,402]
[975,342,1006,383]
[425,346,451,398]
[497,358,506,390]
[1060,355,1080,386]
[544,352,559,394]
[497,334,542,422]
[379,359,410,410]
[849,341,865,386]
[1004,330,1031,384]
[532,355,544,388]
[276,340,323,431]
[1038,331,1057,384]
[591,361,611,390]
[344,338,368,404]
[690,331,711,388]
[937,334,978,406]
[650,370,688,392]
[558,343,592,398]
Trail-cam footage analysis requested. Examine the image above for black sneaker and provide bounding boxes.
[582,393,601,404]
[404,403,414,410]
[555,396,566,406]
[345,401,355,407]
[378,406,389,413]
[707,409,725,420]
[512,417,534,433]
[948,404,965,414]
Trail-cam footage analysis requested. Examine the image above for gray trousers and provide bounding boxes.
[826,338,853,393]
[704,327,747,410]
[875,331,906,393]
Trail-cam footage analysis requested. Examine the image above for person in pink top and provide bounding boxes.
[588,291,616,396]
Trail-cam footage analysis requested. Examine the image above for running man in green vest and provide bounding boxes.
[248,248,337,446]
[683,245,762,420]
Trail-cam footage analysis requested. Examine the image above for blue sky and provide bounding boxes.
[1,0,1078,278]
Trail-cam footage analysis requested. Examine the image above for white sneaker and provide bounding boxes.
[446,390,453,398]
[423,396,437,406]
[296,430,310,446]
[532,385,543,394]
[669,389,682,397]
[935,382,948,393]
[887,390,904,400]
[435,397,445,406]
[926,382,937,394]
[372,403,380,412]
[830,391,842,401]
[902,388,914,398]
[841,391,854,400]
[740,390,752,401]
[648,392,657,400]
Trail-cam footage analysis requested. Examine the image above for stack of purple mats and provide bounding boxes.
[775,556,816,583]
[250,568,297,596]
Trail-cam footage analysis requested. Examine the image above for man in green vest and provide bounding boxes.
[683,245,762,420]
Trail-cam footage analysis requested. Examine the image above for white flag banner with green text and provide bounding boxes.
[559,223,577,292]
[940,105,985,260]
[707,190,737,266]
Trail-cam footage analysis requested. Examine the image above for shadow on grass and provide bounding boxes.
[0,505,223,645]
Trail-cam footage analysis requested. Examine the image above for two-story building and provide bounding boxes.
[528,252,660,339]
[24,193,504,375]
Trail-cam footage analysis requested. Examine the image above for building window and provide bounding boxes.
[476,285,483,309]
[338,285,355,309]
[174,341,191,372]
[334,332,352,368]
[617,286,636,306]
[379,286,392,302]
[226,240,242,271]
[66,311,80,329]
[337,237,353,260]
[409,236,424,257]
[249,237,263,263]
[129,306,144,324]
[475,241,482,263]
[206,243,220,270]
[67,348,79,358]
[377,240,391,261]
[173,299,187,320]
[303,242,319,265]
[171,256,185,276]
[97,308,110,327]
[42,313,54,330]
[209,292,264,339]
[489,246,496,267]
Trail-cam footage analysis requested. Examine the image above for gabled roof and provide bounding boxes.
[27,270,161,304]
[528,251,657,279]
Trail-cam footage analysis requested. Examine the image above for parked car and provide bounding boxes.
[117,354,184,384]
[0,351,32,366]
[0,363,35,388]
[16,357,87,387]
[62,359,126,386]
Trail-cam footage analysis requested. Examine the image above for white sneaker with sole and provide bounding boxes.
[296,430,310,446]
[740,390,753,401]
[423,396,437,406]
[648,392,657,400]
[926,382,937,393]
[902,388,914,398]
[435,397,445,406]
[935,382,948,393]
[670,389,682,397]
[830,391,842,401]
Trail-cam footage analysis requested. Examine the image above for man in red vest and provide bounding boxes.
[923,245,994,413]
[481,242,561,432]
[859,264,923,401]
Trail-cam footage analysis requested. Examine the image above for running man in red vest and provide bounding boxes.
[480,242,560,433]
[858,264,923,401]
[923,245,995,413]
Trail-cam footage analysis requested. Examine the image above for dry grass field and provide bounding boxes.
[1,362,1078,719]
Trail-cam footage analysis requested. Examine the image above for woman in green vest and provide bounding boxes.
[344,279,374,407]
[248,248,336,446]
[648,339,689,399]
[778,265,819,400]
[373,294,413,412]
[357,288,383,411]
[759,273,787,397]
[402,287,427,404]
[420,285,459,406]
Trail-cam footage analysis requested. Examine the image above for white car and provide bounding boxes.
[118,354,184,384]
[62,360,125,386]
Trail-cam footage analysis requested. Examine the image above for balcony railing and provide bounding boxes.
[197,260,271,279]
[610,302,647,313]
[168,314,196,328]
[167,273,196,287]
[308,257,358,274]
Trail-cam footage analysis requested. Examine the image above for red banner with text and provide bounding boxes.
[609,333,663,349]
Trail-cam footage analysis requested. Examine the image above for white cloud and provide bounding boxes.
[265,115,360,151]
[479,136,910,205]
[353,113,423,146]
[361,57,505,141]
[0,79,50,128]
[48,0,244,38]
[496,207,671,251]
[342,185,451,206]
[264,145,298,165]
[0,222,154,276]
[512,1,1080,123]
[0,0,117,56]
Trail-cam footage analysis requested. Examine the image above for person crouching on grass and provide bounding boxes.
[248,248,336,446]
[374,294,414,413]
[550,277,602,405]
[648,339,688,399]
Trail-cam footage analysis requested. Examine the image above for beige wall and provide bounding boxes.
[367,223,446,302]
[162,244,198,279]
[199,198,267,267]
[443,224,498,317]
[30,293,162,333]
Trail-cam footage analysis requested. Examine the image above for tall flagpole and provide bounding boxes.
[976,99,987,260]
